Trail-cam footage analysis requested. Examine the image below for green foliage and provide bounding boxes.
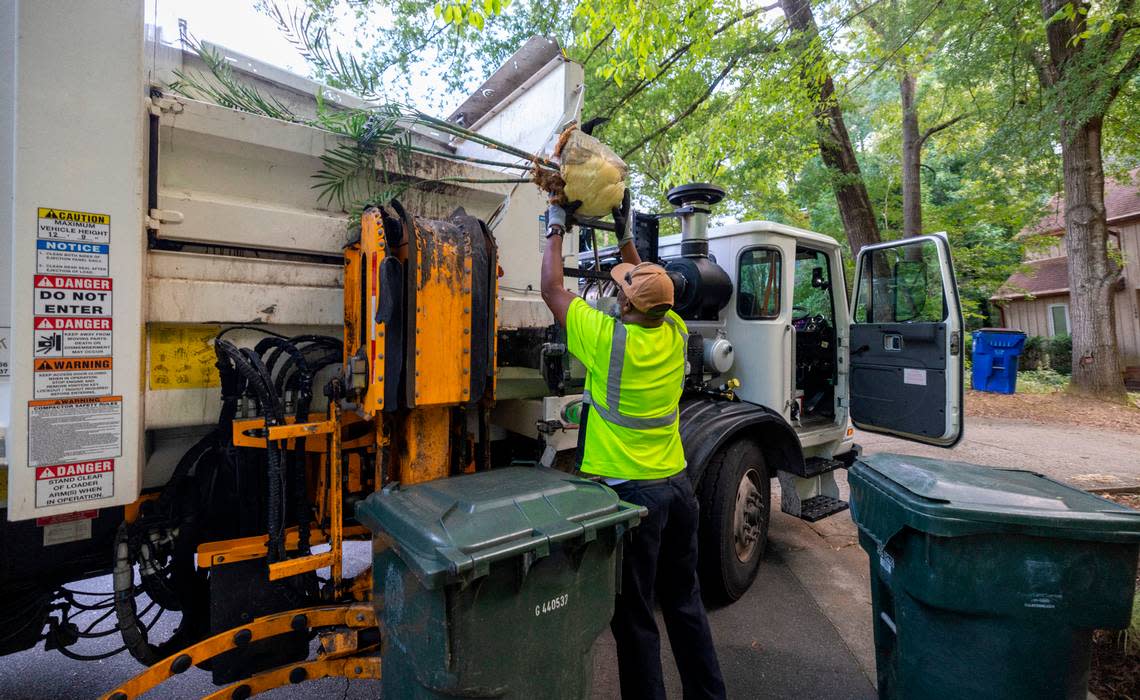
[1016,368,1070,393]
[1049,334,1073,375]
[1021,335,1048,370]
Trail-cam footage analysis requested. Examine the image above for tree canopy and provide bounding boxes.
[274,0,1137,342]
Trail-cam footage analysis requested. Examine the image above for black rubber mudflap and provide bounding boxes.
[798,495,849,522]
[209,559,313,684]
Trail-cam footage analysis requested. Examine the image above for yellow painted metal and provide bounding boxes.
[329,400,345,587]
[266,420,335,441]
[399,406,451,485]
[408,218,473,407]
[99,604,376,700]
[355,208,389,414]
[231,413,370,451]
[200,657,381,699]
[196,525,370,569]
[268,552,335,581]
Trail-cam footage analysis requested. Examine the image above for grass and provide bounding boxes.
[1014,369,1071,393]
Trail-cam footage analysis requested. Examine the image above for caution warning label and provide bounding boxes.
[34,317,112,357]
[37,208,111,245]
[0,326,9,379]
[37,510,98,545]
[34,275,113,317]
[33,357,112,399]
[27,396,122,466]
[36,240,109,277]
[35,460,114,508]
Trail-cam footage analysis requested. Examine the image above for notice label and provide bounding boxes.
[902,368,928,386]
[27,396,122,466]
[34,275,112,317]
[37,510,98,546]
[36,240,109,276]
[37,208,111,244]
[0,326,9,379]
[33,357,112,399]
[148,324,222,390]
[34,317,112,357]
[35,460,114,508]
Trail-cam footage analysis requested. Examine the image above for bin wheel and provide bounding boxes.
[698,440,770,605]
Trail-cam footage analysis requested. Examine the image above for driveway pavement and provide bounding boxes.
[3,416,1136,699]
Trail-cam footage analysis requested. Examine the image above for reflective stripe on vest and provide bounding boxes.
[582,315,684,430]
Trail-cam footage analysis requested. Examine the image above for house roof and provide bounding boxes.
[1021,170,1140,238]
[991,256,1070,301]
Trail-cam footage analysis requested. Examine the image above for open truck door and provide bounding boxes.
[848,234,963,447]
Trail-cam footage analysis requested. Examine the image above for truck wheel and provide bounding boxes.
[698,440,770,605]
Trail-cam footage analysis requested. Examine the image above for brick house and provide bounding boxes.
[991,172,1140,386]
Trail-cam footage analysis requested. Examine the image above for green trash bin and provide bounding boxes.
[849,454,1140,700]
[356,467,646,699]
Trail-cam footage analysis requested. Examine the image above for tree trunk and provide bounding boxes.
[1059,117,1126,400]
[1039,0,1128,400]
[780,0,881,255]
[900,72,922,238]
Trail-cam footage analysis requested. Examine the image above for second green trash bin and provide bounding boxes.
[356,467,646,699]
[849,454,1140,700]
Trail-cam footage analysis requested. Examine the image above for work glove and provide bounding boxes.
[613,189,632,248]
[546,200,583,232]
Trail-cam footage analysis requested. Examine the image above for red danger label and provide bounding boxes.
[35,317,112,331]
[36,510,98,526]
[36,460,115,480]
[34,275,112,291]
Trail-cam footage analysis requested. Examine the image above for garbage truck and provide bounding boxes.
[0,1,965,695]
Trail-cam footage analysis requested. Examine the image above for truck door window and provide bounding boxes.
[793,248,834,323]
[854,241,945,323]
[737,247,781,319]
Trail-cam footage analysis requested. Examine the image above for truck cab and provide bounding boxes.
[574,184,964,602]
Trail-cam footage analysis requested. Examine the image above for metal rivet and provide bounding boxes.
[233,629,253,646]
[462,348,469,354]
[463,329,470,335]
[415,371,420,377]
[462,368,469,374]
[378,353,384,359]
[354,665,363,675]
[291,614,308,631]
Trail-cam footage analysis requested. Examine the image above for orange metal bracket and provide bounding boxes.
[100,604,377,700]
[196,525,368,569]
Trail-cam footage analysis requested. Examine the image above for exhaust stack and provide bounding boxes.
[663,183,733,321]
[668,183,726,258]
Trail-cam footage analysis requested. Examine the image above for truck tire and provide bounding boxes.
[697,439,770,605]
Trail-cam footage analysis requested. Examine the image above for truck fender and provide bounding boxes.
[679,399,804,488]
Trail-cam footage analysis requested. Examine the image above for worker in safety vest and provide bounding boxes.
[541,198,726,700]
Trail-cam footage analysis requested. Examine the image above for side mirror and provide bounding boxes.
[811,266,830,290]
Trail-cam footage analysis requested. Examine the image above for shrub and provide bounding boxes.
[964,331,973,363]
[1049,334,1072,375]
[1020,335,1048,371]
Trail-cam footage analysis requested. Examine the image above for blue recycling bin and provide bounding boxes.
[971,329,1027,394]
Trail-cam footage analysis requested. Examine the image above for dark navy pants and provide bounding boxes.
[611,474,726,700]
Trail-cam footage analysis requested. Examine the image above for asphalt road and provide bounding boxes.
[13,413,1135,699]
[0,534,875,699]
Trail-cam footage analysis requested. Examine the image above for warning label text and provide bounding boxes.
[37,208,111,244]
[34,317,113,357]
[35,459,115,508]
[34,275,113,317]
[36,240,109,276]
[33,357,112,399]
[27,396,122,466]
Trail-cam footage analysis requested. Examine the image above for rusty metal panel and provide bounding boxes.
[407,219,473,407]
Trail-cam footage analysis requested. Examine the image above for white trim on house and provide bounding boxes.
[1047,302,1070,337]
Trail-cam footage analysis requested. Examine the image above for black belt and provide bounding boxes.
[619,471,688,487]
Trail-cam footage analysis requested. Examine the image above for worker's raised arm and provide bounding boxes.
[614,190,641,265]
[540,204,577,327]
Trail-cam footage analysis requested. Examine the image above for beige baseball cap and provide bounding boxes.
[610,262,674,315]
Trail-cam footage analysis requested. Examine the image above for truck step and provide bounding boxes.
[802,456,846,478]
[798,495,849,522]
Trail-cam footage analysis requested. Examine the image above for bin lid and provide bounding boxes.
[356,467,646,589]
[849,453,1140,546]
